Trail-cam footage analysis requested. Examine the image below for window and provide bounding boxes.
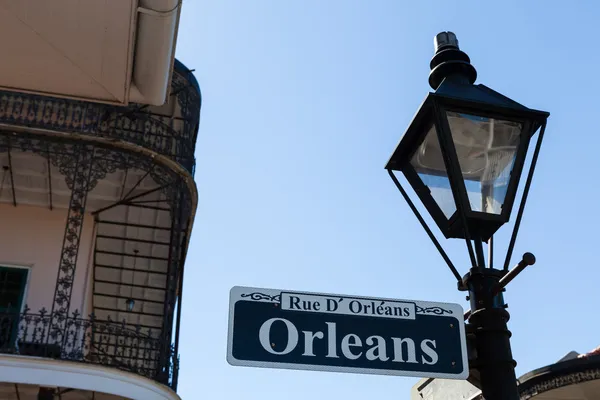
[0,266,28,312]
[0,266,29,352]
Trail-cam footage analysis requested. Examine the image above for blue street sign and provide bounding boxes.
[227,286,468,379]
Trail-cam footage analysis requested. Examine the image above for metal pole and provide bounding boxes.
[488,236,494,269]
[503,121,548,271]
[482,181,493,269]
[466,268,519,400]
[494,252,535,295]
[485,119,495,270]
[171,231,188,390]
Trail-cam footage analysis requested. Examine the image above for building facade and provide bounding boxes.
[412,348,600,400]
[0,2,200,399]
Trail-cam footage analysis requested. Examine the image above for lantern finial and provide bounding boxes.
[429,32,477,90]
[434,31,459,52]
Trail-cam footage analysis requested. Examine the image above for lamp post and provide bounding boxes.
[386,32,549,400]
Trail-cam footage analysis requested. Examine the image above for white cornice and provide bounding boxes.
[0,354,181,400]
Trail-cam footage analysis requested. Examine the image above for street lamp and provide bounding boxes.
[386,32,549,400]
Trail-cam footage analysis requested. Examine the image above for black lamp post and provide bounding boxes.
[386,32,549,400]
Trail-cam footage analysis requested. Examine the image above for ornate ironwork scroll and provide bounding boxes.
[0,307,171,385]
[415,305,453,315]
[0,64,200,175]
[241,292,282,303]
[48,145,97,345]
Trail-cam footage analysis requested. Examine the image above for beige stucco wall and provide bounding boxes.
[0,203,95,315]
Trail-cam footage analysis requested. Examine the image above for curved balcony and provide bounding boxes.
[0,58,201,398]
[0,307,177,388]
[0,59,201,174]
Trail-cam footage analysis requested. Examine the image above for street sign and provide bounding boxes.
[227,286,468,379]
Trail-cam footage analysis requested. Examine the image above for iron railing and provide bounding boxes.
[0,307,179,390]
[0,60,201,176]
[0,91,197,173]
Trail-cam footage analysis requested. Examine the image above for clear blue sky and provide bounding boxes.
[174,1,600,399]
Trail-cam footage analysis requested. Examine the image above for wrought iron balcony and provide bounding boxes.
[0,307,180,390]
[0,59,201,175]
[0,59,198,395]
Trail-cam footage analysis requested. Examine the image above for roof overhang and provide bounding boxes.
[518,354,600,399]
[0,0,182,106]
[411,352,600,400]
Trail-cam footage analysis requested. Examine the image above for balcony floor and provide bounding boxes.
[0,354,181,399]
[0,383,123,399]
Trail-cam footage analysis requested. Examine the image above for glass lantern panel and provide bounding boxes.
[446,111,523,214]
[410,124,456,219]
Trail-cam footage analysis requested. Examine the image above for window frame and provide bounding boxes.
[0,263,31,313]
